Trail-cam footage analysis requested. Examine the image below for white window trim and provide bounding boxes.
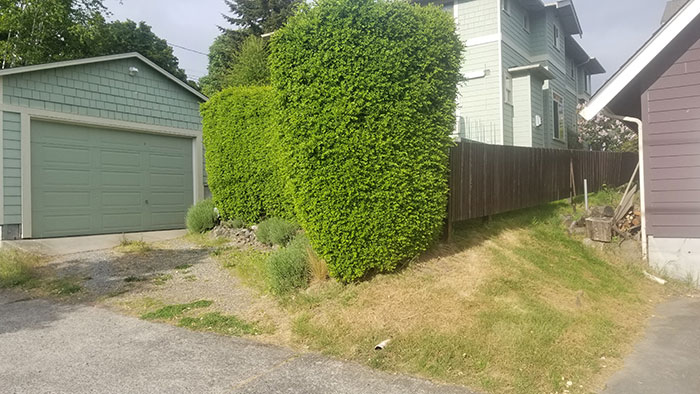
[552,92,565,141]
[553,25,560,51]
[504,72,513,105]
[523,13,530,33]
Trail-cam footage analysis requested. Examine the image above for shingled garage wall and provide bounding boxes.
[0,54,206,239]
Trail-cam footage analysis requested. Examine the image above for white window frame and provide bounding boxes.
[584,73,592,94]
[502,0,511,14]
[553,25,560,51]
[568,60,575,79]
[504,72,513,105]
[523,13,530,32]
[552,92,565,140]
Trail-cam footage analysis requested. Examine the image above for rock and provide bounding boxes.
[582,238,604,250]
[568,221,586,236]
[586,217,613,242]
[602,206,615,218]
[620,239,643,262]
[587,206,603,217]
[561,214,574,228]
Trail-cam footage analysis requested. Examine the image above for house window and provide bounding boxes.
[568,60,575,79]
[504,72,513,104]
[553,25,560,50]
[523,14,530,32]
[502,0,510,14]
[584,72,592,94]
[552,93,565,140]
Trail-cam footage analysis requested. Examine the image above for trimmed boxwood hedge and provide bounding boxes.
[200,86,292,224]
[270,0,462,282]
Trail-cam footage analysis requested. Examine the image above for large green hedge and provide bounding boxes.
[269,0,462,282]
[200,86,292,223]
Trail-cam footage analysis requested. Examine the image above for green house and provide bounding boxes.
[0,53,208,239]
[421,0,605,147]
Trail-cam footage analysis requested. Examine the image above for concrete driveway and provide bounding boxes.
[602,296,700,394]
[0,291,474,394]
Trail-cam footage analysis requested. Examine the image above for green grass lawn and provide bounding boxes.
[216,191,681,394]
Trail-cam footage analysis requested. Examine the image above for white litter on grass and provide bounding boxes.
[643,271,667,285]
[374,339,391,350]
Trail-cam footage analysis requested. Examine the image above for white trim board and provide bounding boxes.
[0,52,208,102]
[579,0,700,120]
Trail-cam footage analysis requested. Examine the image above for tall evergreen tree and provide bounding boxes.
[222,0,300,36]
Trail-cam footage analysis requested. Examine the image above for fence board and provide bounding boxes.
[448,143,639,223]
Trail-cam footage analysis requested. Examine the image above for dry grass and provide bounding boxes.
[214,193,684,394]
[307,246,329,283]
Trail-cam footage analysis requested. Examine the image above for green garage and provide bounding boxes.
[31,121,194,238]
[0,53,207,239]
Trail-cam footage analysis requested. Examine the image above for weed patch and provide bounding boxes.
[179,312,263,336]
[152,274,173,285]
[116,239,152,254]
[141,300,213,320]
[255,217,299,246]
[0,249,41,288]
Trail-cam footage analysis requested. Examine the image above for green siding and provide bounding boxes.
[2,58,201,131]
[2,111,22,224]
[456,0,498,40]
[31,121,193,238]
[456,41,502,143]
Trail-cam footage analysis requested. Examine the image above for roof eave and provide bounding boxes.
[0,52,208,102]
[580,0,700,120]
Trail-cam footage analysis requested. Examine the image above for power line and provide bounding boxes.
[167,42,208,57]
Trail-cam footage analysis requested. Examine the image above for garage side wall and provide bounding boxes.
[2,112,22,226]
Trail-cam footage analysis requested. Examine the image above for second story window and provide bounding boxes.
[553,25,560,50]
[568,61,575,79]
[502,0,510,14]
[504,72,513,104]
[584,73,592,94]
[523,14,530,32]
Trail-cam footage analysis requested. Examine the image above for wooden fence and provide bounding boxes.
[447,142,638,225]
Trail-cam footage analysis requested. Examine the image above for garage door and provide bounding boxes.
[31,121,194,238]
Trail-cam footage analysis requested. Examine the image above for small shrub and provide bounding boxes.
[186,199,219,233]
[224,218,245,229]
[270,0,462,281]
[0,249,40,288]
[266,234,311,295]
[255,217,299,246]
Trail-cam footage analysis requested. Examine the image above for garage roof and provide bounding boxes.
[579,0,700,120]
[0,52,208,102]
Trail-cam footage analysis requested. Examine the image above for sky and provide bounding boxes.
[103,0,670,89]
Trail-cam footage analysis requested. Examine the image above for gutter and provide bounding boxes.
[604,110,648,260]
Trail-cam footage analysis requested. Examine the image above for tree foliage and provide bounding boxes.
[201,35,269,96]
[0,1,189,83]
[201,0,299,94]
[576,104,638,152]
[270,0,462,282]
[222,0,300,36]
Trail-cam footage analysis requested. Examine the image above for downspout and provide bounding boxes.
[605,110,648,260]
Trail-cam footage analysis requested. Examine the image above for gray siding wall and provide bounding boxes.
[2,111,21,224]
[642,37,700,239]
